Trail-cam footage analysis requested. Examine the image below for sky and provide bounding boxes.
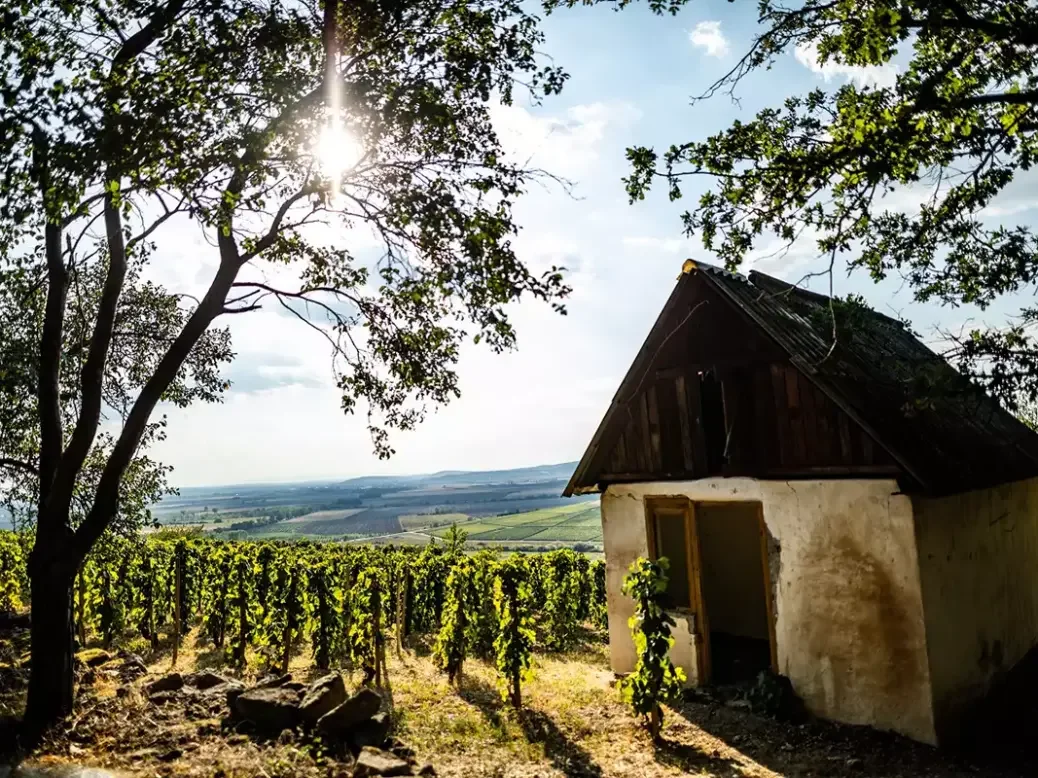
[143,1,1035,487]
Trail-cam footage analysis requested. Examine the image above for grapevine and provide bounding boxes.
[618,557,687,739]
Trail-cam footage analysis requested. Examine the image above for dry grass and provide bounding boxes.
[385,641,784,778]
[4,629,1038,778]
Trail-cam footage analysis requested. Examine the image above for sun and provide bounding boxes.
[315,117,364,188]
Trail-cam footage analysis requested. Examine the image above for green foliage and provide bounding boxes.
[442,523,469,556]
[0,532,26,611]
[434,556,473,683]
[540,549,581,651]
[619,557,686,739]
[493,557,536,708]
[549,0,1038,407]
[349,567,382,684]
[204,546,232,649]
[228,552,254,666]
[307,561,339,671]
[468,551,501,657]
[2,0,575,728]
[0,532,598,698]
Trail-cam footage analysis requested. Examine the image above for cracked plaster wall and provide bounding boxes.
[600,477,935,744]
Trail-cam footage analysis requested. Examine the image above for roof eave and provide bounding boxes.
[564,271,697,496]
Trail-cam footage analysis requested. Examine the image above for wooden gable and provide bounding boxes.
[576,272,900,491]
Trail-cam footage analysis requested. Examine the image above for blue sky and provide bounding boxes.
[146,3,1032,487]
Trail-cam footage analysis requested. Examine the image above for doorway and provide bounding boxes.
[696,502,774,683]
[644,498,775,685]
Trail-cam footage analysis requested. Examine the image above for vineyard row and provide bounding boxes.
[0,532,607,706]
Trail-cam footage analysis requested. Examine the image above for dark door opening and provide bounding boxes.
[696,502,774,684]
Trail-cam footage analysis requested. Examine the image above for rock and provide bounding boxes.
[186,671,230,690]
[234,686,301,732]
[353,747,411,777]
[75,649,111,667]
[350,713,391,751]
[256,673,292,689]
[317,688,382,737]
[159,748,183,762]
[746,671,805,720]
[300,674,347,724]
[389,742,415,762]
[283,681,307,693]
[146,672,184,695]
[415,765,436,776]
[220,681,246,708]
[118,655,148,680]
[149,691,180,706]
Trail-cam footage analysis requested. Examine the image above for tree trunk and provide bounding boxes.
[23,570,75,742]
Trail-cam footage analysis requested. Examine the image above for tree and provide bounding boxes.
[1,0,569,737]
[549,0,1038,407]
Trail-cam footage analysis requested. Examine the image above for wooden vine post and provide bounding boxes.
[373,575,385,687]
[280,571,298,675]
[172,549,182,667]
[395,566,407,657]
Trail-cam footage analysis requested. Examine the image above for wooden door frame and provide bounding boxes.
[756,503,780,674]
[643,497,710,684]
[645,497,778,685]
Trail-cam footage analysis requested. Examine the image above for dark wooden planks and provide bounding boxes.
[598,357,900,485]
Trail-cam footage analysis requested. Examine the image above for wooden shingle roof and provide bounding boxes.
[565,260,1038,497]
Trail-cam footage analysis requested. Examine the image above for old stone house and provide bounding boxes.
[565,259,1038,745]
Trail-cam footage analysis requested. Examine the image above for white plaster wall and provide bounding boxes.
[601,478,936,744]
[913,476,1038,740]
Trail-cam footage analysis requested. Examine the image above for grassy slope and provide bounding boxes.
[16,628,1024,778]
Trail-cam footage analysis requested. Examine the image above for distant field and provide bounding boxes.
[429,521,501,538]
[399,513,468,531]
[157,464,599,547]
[434,502,604,545]
[525,525,603,542]
[285,508,363,524]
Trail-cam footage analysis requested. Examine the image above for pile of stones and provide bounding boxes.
[141,670,433,777]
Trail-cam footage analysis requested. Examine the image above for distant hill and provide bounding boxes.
[337,461,578,489]
[154,461,595,546]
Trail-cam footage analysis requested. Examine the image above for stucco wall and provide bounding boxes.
[601,478,936,743]
[912,476,1038,740]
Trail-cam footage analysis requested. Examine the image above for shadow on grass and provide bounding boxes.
[457,673,504,730]
[456,669,604,777]
[652,732,744,776]
[517,706,603,778]
[190,646,231,670]
[403,634,434,658]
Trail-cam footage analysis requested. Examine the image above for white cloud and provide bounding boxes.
[794,41,898,89]
[491,101,642,177]
[689,21,730,59]
[622,236,687,254]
